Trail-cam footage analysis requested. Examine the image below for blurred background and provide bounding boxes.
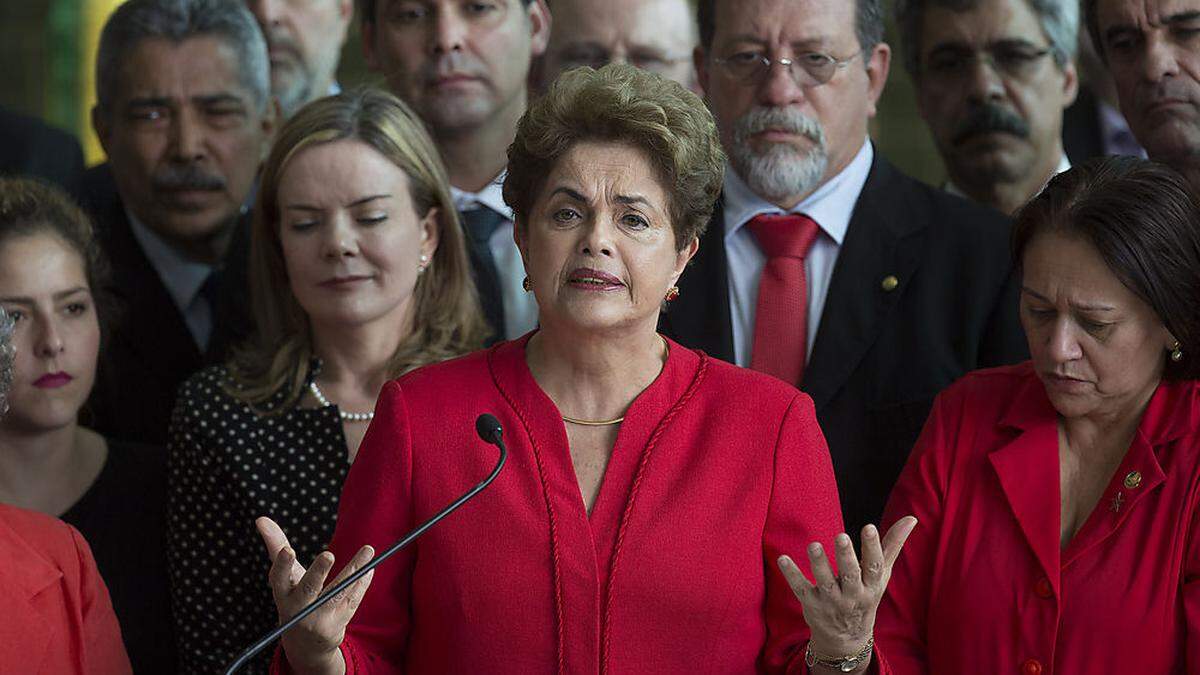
[0,0,944,184]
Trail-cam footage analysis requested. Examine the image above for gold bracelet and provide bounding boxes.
[804,636,874,672]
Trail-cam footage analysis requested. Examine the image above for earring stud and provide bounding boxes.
[1171,340,1184,363]
[664,286,680,302]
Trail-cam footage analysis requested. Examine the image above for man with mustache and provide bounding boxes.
[1085,0,1200,192]
[244,0,353,119]
[359,0,550,343]
[662,0,1028,540]
[897,0,1080,215]
[80,0,274,445]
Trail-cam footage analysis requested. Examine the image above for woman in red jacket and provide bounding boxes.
[256,64,917,674]
[877,157,1200,673]
[0,306,130,674]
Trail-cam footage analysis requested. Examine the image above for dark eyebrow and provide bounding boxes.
[127,97,172,109]
[0,286,89,305]
[1166,10,1200,25]
[615,194,651,207]
[194,94,247,107]
[550,186,588,202]
[55,286,90,301]
[1103,12,1200,44]
[1021,286,1116,311]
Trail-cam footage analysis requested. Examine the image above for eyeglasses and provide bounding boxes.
[712,50,862,87]
[923,45,1054,83]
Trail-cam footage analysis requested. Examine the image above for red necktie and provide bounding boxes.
[748,213,821,385]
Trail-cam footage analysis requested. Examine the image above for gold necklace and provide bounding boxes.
[562,414,625,426]
[557,336,670,427]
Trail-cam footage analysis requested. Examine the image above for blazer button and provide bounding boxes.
[1021,658,1044,675]
[1034,577,1053,599]
[881,275,899,292]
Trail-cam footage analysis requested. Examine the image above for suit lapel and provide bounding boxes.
[102,202,203,377]
[0,517,60,671]
[662,200,735,362]
[802,157,926,410]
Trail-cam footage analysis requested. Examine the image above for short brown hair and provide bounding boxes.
[0,177,112,334]
[504,63,725,250]
[1012,156,1200,380]
[230,88,489,411]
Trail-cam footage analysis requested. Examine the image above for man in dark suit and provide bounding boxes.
[360,0,551,343]
[663,0,1028,538]
[0,106,85,196]
[1085,0,1200,191]
[81,0,274,445]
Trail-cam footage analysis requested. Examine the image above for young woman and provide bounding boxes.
[0,177,173,673]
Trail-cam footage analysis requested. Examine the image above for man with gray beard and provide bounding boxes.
[896,0,1080,214]
[661,0,1028,539]
[79,0,274,446]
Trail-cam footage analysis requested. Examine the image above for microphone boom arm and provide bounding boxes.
[224,418,508,675]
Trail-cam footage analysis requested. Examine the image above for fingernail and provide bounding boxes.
[808,542,823,555]
[777,555,790,569]
[835,533,851,547]
[865,524,878,538]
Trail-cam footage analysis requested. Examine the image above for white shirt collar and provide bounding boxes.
[450,170,513,219]
[723,138,874,246]
[125,209,213,312]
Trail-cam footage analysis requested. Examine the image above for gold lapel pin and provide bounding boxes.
[881,275,899,292]
[1124,471,1143,489]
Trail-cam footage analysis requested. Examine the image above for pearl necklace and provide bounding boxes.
[308,381,374,422]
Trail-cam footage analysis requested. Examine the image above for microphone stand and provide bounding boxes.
[224,415,508,674]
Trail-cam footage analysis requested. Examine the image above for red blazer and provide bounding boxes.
[878,362,1200,674]
[0,504,131,675]
[275,336,892,674]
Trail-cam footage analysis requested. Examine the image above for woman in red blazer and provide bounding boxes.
[0,308,130,674]
[877,157,1200,673]
[255,65,917,674]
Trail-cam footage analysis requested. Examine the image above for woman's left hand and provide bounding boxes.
[777,516,918,671]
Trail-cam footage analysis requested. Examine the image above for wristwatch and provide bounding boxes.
[804,636,874,672]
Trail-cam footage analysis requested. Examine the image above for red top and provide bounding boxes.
[274,336,892,674]
[0,504,131,675]
[878,362,1200,674]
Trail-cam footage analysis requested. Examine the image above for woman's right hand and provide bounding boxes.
[256,517,376,675]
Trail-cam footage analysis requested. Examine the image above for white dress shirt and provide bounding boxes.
[127,211,215,350]
[724,139,875,368]
[450,172,539,340]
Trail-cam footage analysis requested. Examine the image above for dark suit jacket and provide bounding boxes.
[80,163,252,445]
[1063,87,1107,166]
[661,154,1028,537]
[0,106,85,196]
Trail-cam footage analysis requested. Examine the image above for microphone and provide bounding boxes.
[224,413,508,674]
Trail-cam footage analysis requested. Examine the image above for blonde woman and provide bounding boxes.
[166,88,488,675]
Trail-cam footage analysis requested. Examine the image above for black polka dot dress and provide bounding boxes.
[166,363,348,675]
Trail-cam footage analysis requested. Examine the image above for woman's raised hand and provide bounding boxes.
[256,516,376,675]
[777,517,918,672]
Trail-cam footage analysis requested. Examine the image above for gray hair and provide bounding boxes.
[0,307,13,417]
[95,0,270,113]
[698,0,885,55]
[894,0,1079,77]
